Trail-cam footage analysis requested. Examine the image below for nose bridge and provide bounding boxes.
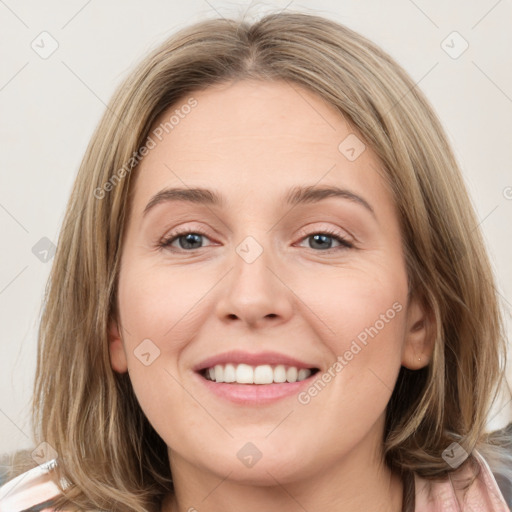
[231,233,277,297]
[215,232,292,325]
[235,234,267,267]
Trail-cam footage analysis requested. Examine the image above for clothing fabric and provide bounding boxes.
[0,459,62,512]
[414,450,510,511]
[0,450,510,511]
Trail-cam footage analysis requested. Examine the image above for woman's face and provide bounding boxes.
[109,79,431,485]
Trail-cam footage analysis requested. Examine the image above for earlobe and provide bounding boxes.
[401,295,435,370]
[108,318,128,373]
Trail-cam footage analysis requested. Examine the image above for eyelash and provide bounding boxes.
[158,227,354,253]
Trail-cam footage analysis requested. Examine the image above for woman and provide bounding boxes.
[0,10,510,512]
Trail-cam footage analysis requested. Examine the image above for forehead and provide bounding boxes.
[131,79,393,216]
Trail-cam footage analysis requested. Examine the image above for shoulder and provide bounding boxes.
[413,449,511,511]
[0,458,62,512]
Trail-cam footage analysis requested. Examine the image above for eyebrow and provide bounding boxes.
[143,185,376,219]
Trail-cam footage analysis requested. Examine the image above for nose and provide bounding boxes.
[214,237,294,329]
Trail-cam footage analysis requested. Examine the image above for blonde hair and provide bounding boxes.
[9,9,511,512]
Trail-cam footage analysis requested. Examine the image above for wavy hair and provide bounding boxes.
[7,9,510,512]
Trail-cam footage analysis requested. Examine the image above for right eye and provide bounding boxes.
[159,229,214,251]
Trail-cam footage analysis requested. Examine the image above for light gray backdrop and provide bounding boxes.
[1,0,511,457]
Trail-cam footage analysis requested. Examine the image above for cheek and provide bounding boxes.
[294,265,407,422]
[297,263,407,391]
[115,260,217,422]
[118,260,213,344]
[300,261,407,349]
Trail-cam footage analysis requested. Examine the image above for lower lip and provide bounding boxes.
[194,371,318,405]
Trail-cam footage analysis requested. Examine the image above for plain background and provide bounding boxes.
[0,0,511,458]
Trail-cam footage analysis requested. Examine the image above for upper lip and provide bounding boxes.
[193,350,320,372]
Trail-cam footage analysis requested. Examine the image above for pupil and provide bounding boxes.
[311,234,331,250]
[181,233,202,249]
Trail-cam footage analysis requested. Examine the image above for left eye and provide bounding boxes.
[297,231,353,251]
[159,229,353,252]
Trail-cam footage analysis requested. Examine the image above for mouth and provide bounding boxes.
[198,364,320,384]
[193,350,322,404]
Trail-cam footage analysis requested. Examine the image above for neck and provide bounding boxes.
[161,437,404,512]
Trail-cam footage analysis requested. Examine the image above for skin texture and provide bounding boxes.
[108,79,434,512]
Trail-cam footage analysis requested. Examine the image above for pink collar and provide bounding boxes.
[414,449,509,511]
[0,451,509,511]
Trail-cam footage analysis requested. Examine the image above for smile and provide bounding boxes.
[201,363,319,384]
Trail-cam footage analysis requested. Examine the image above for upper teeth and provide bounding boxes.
[205,364,313,384]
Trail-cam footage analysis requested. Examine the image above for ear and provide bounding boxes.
[401,293,435,370]
[108,317,128,373]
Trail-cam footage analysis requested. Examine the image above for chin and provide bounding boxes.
[194,441,318,485]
